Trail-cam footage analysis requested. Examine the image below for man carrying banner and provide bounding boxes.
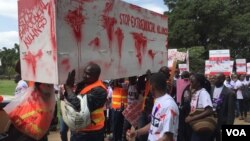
[64,63,107,141]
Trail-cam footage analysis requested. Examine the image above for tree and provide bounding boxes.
[164,0,250,61]
[0,44,20,79]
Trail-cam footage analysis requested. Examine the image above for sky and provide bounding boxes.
[0,0,168,49]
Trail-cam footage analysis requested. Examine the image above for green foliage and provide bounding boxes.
[0,79,16,96]
[0,44,20,79]
[164,0,250,62]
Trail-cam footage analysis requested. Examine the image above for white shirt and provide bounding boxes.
[230,80,237,89]
[190,88,213,113]
[235,80,244,99]
[148,94,179,141]
[15,80,28,96]
[213,86,223,99]
[212,86,224,110]
[224,81,233,89]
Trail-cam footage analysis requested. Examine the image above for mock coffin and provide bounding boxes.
[18,0,168,84]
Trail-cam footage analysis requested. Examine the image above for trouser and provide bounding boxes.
[191,131,213,141]
[235,100,240,117]
[136,112,149,141]
[111,109,124,141]
[60,116,69,141]
[50,103,58,130]
[239,99,248,117]
[70,130,104,141]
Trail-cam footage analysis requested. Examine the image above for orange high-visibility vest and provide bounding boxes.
[80,80,107,131]
[8,89,52,140]
[112,87,128,109]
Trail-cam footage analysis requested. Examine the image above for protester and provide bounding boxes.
[235,74,248,120]
[64,63,107,141]
[126,72,179,141]
[178,71,192,141]
[122,76,141,141]
[185,73,213,141]
[111,78,127,141]
[5,82,54,141]
[136,72,153,141]
[223,75,234,90]
[211,73,236,141]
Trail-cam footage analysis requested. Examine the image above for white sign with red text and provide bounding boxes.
[209,50,231,75]
[178,64,188,74]
[168,49,177,68]
[247,63,250,75]
[236,59,247,74]
[18,0,168,84]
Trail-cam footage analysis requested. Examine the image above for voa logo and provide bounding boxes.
[226,129,246,136]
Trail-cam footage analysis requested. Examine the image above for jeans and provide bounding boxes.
[70,130,104,141]
[60,117,69,141]
[235,100,240,117]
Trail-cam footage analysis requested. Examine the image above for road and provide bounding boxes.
[48,116,250,141]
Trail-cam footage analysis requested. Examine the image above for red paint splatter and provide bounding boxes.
[48,1,57,61]
[103,0,114,15]
[18,0,47,48]
[165,38,168,49]
[65,7,85,44]
[88,37,100,49]
[129,4,142,13]
[70,0,93,4]
[18,0,45,13]
[104,59,114,69]
[148,50,156,60]
[158,60,163,65]
[23,49,43,76]
[92,5,97,9]
[115,28,124,59]
[102,16,117,49]
[61,59,71,71]
[130,32,147,66]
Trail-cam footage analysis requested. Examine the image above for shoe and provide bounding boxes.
[239,117,244,120]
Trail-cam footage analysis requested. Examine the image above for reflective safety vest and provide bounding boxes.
[80,80,106,131]
[112,87,128,109]
[8,88,53,140]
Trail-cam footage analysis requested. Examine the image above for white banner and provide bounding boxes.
[168,49,177,68]
[247,63,250,75]
[209,50,231,75]
[236,59,247,74]
[178,64,188,74]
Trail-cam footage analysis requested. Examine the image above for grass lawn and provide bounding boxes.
[0,79,16,96]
